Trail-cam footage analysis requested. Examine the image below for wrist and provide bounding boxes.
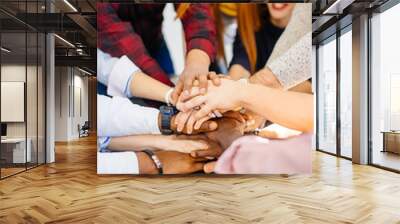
[236,80,249,108]
[186,49,210,67]
[136,152,158,174]
[157,112,162,131]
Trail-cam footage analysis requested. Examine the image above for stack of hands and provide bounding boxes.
[145,72,260,174]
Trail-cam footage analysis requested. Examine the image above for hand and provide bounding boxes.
[171,47,221,102]
[203,161,217,174]
[178,79,244,115]
[242,110,266,132]
[137,151,208,174]
[190,139,223,159]
[206,114,245,149]
[171,112,218,134]
[173,109,219,134]
[178,79,246,134]
[250,67,283,89]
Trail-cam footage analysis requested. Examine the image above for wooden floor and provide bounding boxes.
[1,136,400,224]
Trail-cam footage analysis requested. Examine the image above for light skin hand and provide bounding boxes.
[177,79,245,131]
[249,67,283,89]
[179,79,243,114]
[157,112,218,134]
[228,64,251,80]
[171,49,218,103]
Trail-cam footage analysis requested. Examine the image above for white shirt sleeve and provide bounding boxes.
[97,94,161,137]
[97,49,140,97]
[97,152,139,174]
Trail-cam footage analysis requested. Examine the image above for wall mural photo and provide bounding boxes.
[96,3,313,175]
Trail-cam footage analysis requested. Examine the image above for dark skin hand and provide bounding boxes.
[190,138,223,159]
[191,112,246,158]
[208,112,246,147]
[137,151,208,174]
[200,115,246,174]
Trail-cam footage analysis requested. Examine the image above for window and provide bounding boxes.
[339,28,352,158]
[317,36,337,154]
[0,1,46,179]
[370,3,400,171]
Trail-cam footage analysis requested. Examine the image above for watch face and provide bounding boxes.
[161,106,175,115]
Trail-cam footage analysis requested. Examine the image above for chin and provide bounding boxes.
[267,3,294,20]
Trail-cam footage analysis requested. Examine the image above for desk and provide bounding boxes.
[1,138,31,163]
[381,131,400,155]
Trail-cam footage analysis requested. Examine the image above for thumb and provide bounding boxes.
[204,162,216,174]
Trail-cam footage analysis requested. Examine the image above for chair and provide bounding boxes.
[78,121,90,138]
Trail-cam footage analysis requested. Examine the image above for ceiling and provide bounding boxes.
[1,0,396,73]
[0,0,96,72]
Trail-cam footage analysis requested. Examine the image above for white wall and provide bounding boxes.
[54,67,89,141]
[162,4,185,76]
[1,65,38,138]
[1,63,46,164]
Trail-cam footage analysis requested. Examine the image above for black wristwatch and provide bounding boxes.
[159,105,176,135]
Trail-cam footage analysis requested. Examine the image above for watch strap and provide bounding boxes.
[143,149,163,174]
[160,106,175,135]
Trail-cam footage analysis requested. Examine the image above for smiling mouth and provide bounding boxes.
[271,4,289,11]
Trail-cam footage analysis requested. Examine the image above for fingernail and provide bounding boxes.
[209,122,216,130]
[200,88,206,94]
[183,90,189,96]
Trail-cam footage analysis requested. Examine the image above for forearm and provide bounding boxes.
[186,49,210,68]
[238,84,313,132]
[107,135,162,151]
[228,64,251,80]
[129,72,172,103]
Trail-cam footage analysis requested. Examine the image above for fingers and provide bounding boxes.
[193,156,209,162]
[193,104,213,121]
[190,149,215,158]
[194,116,212,131]
[209,72,221,86]
[203,161,216,174]
[223,111,246,123]
[171,81,183,105]
[185,112,197,134]
[180,95,207,112]
[175,111,192,133]
[193,119,217,133]
[183,74,195,95]
[198,74,208,94]
[179,85,201,103]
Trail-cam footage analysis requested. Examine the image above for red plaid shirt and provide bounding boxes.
[98,3,217,87]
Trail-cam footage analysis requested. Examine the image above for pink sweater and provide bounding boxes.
[214,134,312,174]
